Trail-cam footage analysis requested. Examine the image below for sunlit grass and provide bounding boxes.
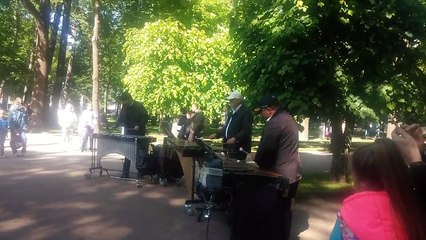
[297,172,354,201]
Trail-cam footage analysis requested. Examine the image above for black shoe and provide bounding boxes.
[151,174,160,184]
[159,178,167,187]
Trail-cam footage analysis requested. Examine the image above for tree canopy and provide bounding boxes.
[230,0,426,124]
[1,0,425,136]
[122,0,234,119]
[0,0,33,99]
[230,0,426,180]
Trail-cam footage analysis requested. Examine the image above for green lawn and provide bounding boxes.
[297,172,354,201]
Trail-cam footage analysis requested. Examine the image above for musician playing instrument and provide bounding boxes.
[117,92,149,179]
[209,90,253,161]
[251,95,302,240]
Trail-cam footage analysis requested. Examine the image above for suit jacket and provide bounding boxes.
[221,104,253,160]
[117,100,149,136]
[255,108,301,183]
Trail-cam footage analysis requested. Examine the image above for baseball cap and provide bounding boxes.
[257,95,279,109]
[226,90,243,100]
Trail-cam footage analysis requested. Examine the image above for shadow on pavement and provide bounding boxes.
[290,208,310,240]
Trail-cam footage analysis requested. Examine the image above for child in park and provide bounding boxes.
[0,109,8,159]
[330,137,426,240]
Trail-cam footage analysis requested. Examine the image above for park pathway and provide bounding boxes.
[0,133,340,240]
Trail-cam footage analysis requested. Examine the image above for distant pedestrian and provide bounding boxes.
[8,97,30,157]
[58,103,78,149]
[78,103,96,152]
[0,108,8,159]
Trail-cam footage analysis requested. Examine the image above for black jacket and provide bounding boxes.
[255,108,301,183]
[117,101,149,135]
[220,104,253,160]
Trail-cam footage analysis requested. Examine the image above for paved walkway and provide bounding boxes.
[0,133,341,240]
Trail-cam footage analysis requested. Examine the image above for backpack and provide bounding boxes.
[9,107,27,130]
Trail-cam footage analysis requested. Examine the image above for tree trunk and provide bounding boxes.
[343,118,354,183]
[22,0,52,129]
[51,0,72,126]
[329,117,345,182]
[32,9,50,128]
[62,44,76,105]
[92,0,101,133]
[47,2,62,71]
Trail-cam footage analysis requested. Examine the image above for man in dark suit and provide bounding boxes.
[210,90,253,161]
[117,92,149,136]
[117,92,150,178]
[253,95,302,240]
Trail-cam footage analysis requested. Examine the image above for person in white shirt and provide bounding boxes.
[78,103,96,152]
[58,103,78,148]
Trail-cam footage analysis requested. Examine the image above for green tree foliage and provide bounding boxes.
[0,0,34,96]
[68,0,93,104]
[99,0,127,103]
[192,0,232,34]
[232,0,425,121]
[113,0,195,28]
[231,0,426,180]
[122,0,234,119]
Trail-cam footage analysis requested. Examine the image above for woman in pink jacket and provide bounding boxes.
[330,137,426,240]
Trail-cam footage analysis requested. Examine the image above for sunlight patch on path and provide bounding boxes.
[0,216,36,232]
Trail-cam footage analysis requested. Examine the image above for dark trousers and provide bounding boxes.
[121,151,149,178]
[10,129,26,154]
[121,129,147,178]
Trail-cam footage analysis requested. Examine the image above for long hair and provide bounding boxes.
[351,138,426,240]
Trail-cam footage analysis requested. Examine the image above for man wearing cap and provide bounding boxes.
[117,92,150,178]
[209,90,253,161]
[246,95,302,240]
